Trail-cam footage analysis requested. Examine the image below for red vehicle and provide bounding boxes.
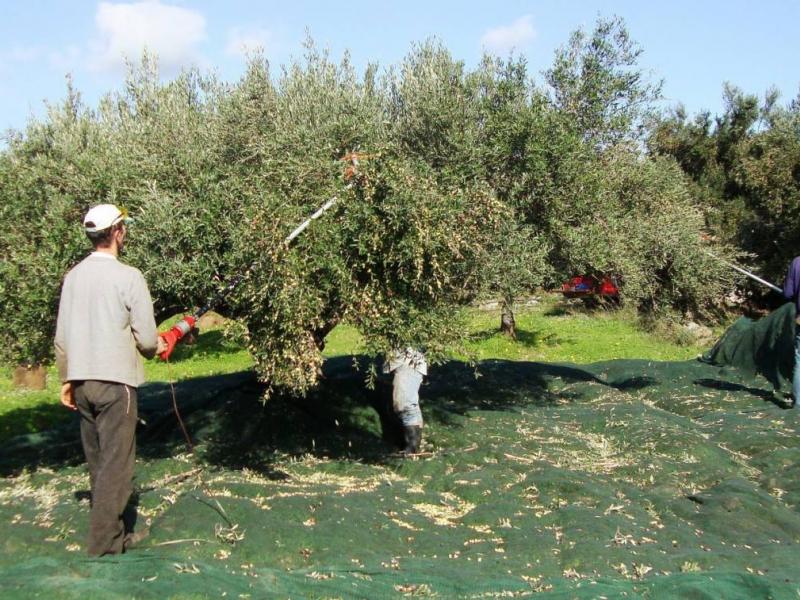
[561,275,620,299]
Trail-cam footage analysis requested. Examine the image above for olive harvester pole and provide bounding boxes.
[158,153,365,361]
[157,196,342,360]
[702,249,783,294]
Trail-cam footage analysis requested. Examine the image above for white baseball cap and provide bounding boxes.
[83,204,131,233]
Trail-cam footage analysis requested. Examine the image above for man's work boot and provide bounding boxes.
[402,425,423,455]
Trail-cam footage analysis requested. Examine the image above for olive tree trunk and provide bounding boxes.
[500,294,516,339]
[13,364,47,390]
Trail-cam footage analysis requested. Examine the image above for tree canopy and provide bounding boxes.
[650,84,800,286]
[0,20,742,397]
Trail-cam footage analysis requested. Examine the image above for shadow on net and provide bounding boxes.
[0,355,659,477]
[693,378,790,409]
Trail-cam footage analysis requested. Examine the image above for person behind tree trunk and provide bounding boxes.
[54,204,167,556]
[383,348,427,454]
[783,256,800,408]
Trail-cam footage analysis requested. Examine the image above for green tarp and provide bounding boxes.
[703,301,796,391]
[1,313,800,598]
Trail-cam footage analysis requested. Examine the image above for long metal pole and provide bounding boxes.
[194,194,342,320]
[284,196,339,244]
[703,249,783,294]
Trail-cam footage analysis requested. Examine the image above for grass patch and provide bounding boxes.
[0,320,254,444]
[324,295,711,364]
[0,370,65,444]
[461,297,710,363]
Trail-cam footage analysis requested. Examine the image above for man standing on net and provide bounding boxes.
[55,204,166,556]
[383,348,427,454]
[783,256,800,408]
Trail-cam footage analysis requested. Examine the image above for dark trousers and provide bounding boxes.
[74,380,137,556]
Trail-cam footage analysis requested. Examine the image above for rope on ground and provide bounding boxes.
[162,359,241,538]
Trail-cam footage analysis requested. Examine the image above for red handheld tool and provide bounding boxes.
[159,315,198,360]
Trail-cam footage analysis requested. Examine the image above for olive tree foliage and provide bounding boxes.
[649,85,800,286]
[96,56,236,322]
[219,43,511,395]
[0,82,103,366]
[386,43,552,336]
[214,44,384,393]
[0,26,739,388]
[545,16,663,148]
[557,150,734,315]
[385,40,482,179]
[231,152,509,396]
[0,56,248,366]
[526,17,738,316]
[469,56,553,335]
[461,17,728,328]
[730,93,800,278]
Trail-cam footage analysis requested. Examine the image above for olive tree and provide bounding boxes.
[0,84,107,367]
[0,31,739,392]
[387,45,553,337]
[213,43,510,395]
[545,15,663,148]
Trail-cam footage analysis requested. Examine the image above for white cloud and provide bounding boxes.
[225,26,273,58]
[89,1,207,72]
[480,15,536,55]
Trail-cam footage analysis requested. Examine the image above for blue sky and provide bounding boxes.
[1,1,798,136]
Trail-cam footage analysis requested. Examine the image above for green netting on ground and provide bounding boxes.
[2,326,800,598]
[702,301,796,391]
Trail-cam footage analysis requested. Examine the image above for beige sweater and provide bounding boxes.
[54,253,159,387]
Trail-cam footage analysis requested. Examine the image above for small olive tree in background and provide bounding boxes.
[387,45,554,337]
[494,16,737,320]
[552,148,736,318]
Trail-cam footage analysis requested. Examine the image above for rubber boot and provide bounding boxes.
[402,425,423,454]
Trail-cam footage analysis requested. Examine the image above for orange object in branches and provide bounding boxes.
[341,151,375,181]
